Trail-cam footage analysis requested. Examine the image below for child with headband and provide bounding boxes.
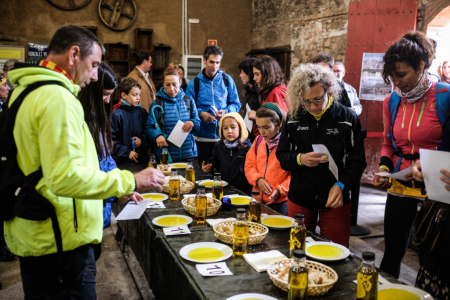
[245,103,290,215]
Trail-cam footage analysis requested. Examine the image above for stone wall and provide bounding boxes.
[0,0,253,93]
[252,0,354,69]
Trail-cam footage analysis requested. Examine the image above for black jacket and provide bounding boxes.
[276,102,366,210]
[111,104,149,165]
[206,139,252,195]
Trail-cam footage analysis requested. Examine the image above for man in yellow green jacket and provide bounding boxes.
[5,25,165,299]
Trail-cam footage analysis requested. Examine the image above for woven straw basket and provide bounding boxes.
[162,180,194,194]
[157,165,172,176]
[267,259,338,296]
[212,221,269,245]
[181,197,222,216]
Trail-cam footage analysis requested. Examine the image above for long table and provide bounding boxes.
[112,164,398,300]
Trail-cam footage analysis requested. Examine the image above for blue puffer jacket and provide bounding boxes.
[185,69,241,140]
[145,87,200,162]
[99,151,117,229]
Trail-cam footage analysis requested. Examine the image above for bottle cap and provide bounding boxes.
[293,250,306,259]
[362,252,375,261]
[214,172,221,176]
[295,213,304,220]
[198,184,205,189]
[237,208,246,213]
[171,167,178,171]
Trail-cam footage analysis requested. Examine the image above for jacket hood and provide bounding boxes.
[8,66,80,96]
[219,112,249,142]
[157,86,186,102]
[196,69,224,83]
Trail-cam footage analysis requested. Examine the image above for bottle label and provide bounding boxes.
[357,273,373,298]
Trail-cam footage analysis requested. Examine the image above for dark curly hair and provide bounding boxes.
[382,31,434,85]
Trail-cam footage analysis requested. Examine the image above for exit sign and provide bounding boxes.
[208,40,217,46]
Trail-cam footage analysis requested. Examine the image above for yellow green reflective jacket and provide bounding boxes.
[4,66,135,257]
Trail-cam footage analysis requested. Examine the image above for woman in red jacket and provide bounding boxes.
[374,31,445,279]
[247,56,289,137]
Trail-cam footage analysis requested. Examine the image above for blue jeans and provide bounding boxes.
[267,201,288,216]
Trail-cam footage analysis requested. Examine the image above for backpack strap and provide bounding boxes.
[1,80,66,268]
[254,134,263,155]
[435,81,450,125]
[194,77,200,100]
[388,92,403,173]
[222,72,229,89]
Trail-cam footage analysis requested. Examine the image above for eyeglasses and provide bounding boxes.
[303,88,327,106]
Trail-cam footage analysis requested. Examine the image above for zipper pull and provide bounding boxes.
[230,149,232,156]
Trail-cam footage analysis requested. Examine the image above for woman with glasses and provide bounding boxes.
[276,63,366,247]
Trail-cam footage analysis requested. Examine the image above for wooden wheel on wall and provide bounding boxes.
[46,0,93,11]
[99,0,137,31]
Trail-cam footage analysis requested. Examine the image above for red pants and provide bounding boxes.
[287,200,351,248]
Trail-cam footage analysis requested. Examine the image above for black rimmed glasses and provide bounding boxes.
[303,88,327,106]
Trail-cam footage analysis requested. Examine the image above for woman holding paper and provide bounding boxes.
[411,117,450,298]
[373,31,447,279]
[145,66,200,162]
[276,63,366,248]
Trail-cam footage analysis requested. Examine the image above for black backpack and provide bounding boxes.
[0,81,63,260]
[193,72,229,100]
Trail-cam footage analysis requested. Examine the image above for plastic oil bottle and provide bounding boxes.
[288,249,308,300]
[356,252,378,300]
[169,167,180,201]
[232,208,249,257]
[194,184,207,224]
[290,214,307,258]
[212,172,223,201]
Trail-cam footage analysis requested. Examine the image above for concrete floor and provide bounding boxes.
[0,184,420,299]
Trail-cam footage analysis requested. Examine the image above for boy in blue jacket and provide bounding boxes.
[111,78,150,165]
[186,45,241,167]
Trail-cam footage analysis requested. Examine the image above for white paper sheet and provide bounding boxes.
[163,225,191,236]
[115,199,150,220]
[196,262,233,276]
[167,120,189,148]
[312,144,338,181]
[244,103,253,132]
[243,250,288,272]
[148,202,166,209]
[375,165,413,180]
[420,149,450,204]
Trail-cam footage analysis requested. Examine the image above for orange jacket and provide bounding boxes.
[245,137,291,204]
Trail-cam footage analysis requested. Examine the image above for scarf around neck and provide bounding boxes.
[395,72,432,103]
[266,131,282,150]
[224,139,239,149]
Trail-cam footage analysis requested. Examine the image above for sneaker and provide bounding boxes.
[0,246,15,262]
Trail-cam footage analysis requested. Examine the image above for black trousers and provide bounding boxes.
[20,244,97,300]
[380,193,419,279]
[196,140,217,169]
